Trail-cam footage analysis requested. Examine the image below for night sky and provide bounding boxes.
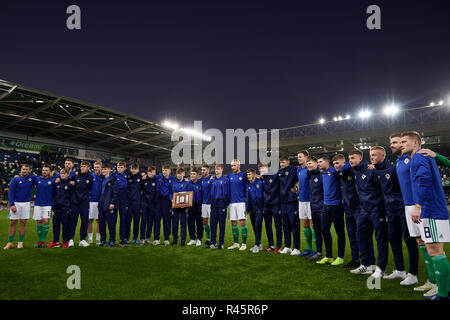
[1,0,450,133]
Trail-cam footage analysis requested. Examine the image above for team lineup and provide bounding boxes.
[3,131,450,300]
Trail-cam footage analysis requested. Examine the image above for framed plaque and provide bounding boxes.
[172,191,193,208]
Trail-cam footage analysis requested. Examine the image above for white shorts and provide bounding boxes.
[405,205,422,238]
[420,218,450,243]
[8,202,31,220]
[201,204,211,218]
[32,206,52,220]
[298,202,312,220]
[229,202,246,221]
[89,202,99,220]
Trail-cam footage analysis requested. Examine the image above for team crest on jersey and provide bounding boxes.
[239,177,243,181]
[248,187,251,190]
[152,183,155,186]
[64,186,68,190]
[19,181,22,184]
[220,181,223,184]
[404,158,409,164]
[361,174,366,180]
[86,180,90,184]
[48,181,52,184]
[28,178,32,181]
[285,172,289,176]
[385,173,390,179]
[256,184,260,188]
[314,178,318,182]
[347,176,352,180]
[137,179,140,182]
[269,179,273,183]
[327,172,331,176]
[108,183,111,186]
[129,180,132,183]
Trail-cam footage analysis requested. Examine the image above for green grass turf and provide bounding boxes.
[0,208,448,300]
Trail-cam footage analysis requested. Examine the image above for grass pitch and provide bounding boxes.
[0,209,448,300]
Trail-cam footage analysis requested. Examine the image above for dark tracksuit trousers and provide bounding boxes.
[70,200,89,241]
[99,207,118,243]
[356,208,388,270]
[159,196,172,241]
[152,199,162,241]
[53,208,71,243]
[263,206,282,248]
[321,204,346,258]
[311,208,323,254]
[117,190,130,241]
[188,202,203,241]
[281,202,300,249]
[129,201,141,241]
[387,209,419,275]
[172,208,187,243]
[210,199,227,246]
[141,200,155,240]
[249,202,264,246]
[344,204,360,261]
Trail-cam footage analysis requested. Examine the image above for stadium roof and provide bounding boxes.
[0,79,175,162]
[277,102,450,157]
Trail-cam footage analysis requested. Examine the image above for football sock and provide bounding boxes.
[96,233,100,241]
[41,223,49,242]
[18,234,25,242]
[204,225,211,240]
[7,235,14,243]
[430,254,449,298]
[232,225,239,243]
[420,245,436,284]
[241,225,248,244]
[304,227,312,251]
[88,233,93,241]
[36,224,42,242]
[312,230,316,251]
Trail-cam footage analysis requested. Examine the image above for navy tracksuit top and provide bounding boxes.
[52,178,73,211]
[352,160,384,214]
[70,172,93,204]
[188,179,202,204]
[307,168,324,212]
[156,173,174,198]
[209,175,230,207]
[171,178,190,201]
[247,179,264,209]
[141,176,157,203]
[261,174,280,209]
[127,172,143,203]
[115,172,129,194]
[277,165,298,204]
[338,163,360,210]
[374,158,404,214]
[99,175,119,211]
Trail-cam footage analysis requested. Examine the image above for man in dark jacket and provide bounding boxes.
[99,163,119,247]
